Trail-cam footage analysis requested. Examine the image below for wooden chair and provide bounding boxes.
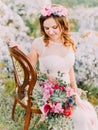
[6,40,42,130]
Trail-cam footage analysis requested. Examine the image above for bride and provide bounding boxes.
[27,4,98,130]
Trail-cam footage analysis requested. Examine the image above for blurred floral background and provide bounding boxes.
[0,0,98,129]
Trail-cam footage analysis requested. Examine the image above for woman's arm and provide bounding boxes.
[69,67,77,92]
[69,67,83,95]
[27,47,38,67]
[8,40,39,67]
[27,38,44,67]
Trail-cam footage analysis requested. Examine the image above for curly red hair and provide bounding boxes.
[39,5,76,51]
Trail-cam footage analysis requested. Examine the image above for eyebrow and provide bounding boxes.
[44,25,58,28]
[44,26,49,28]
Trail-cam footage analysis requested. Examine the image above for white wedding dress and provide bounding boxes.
[33,37,98,130]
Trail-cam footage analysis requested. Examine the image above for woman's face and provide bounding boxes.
[43,17,62,42]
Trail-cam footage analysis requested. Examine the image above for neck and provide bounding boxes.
[49,39,63,43]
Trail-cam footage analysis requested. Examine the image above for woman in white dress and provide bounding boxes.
[27,4,98,130]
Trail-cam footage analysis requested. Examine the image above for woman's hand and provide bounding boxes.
[77,88,83,96]
[48,75,57,84]
[77,88,87,97]
[8,42,20,48]
[8,41,25,53]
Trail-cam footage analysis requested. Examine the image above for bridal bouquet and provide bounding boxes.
[36,71,77,118]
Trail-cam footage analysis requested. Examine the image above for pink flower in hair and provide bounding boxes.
[40,5,68,17]
[41,7,52,16]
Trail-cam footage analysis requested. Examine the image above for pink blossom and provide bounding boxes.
[38,72,76,117]
[40,6,68,17]
[42,88,54,102]
[42,81,54,102]
[42,90,50,102]
[66,87,75,97]
[42,81,53,89]
[41,7,52,16]
[51,102,64,114]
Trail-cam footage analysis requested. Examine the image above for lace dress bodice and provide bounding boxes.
[32,37,75,83]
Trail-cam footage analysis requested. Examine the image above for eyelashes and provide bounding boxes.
[44,25,58,30]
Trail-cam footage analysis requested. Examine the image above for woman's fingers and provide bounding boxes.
[48,76,57,84]
[9,42,19,48]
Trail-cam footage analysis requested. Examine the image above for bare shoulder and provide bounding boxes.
[31,36,44,56]
[32,36,44,46]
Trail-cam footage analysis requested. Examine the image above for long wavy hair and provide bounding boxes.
[39,9,76,51]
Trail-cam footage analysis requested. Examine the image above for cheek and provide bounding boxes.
[56,28,61,35]
[44,30,49,35]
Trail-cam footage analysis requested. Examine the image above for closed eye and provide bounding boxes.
[44,25,58,30]
[52,25,58,29]
[44,27,49,30]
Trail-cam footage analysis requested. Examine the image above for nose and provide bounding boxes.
[48,28,54,34]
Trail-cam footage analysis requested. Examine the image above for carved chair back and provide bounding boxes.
[6,41,41,130]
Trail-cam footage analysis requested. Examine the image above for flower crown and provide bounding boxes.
[40,5,68,17]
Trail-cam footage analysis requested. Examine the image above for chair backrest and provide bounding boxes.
[6,41,37,101]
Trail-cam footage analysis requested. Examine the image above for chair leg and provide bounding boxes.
[12,98,17,120]
[24,111,31,130]
[24,101,32,130]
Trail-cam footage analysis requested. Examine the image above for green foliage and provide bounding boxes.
[25,17,40,37]
[78,84,98,105]
[0,95,24,130]
[0,62,8,85]
[69,19,80,32]
[0,73,48,129]
[2,78,15,97]
[32,121,48,130]
[52,0,98,7]
[0,94,48,130]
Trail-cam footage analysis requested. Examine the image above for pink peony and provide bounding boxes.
[51,102,64,114]
[42,81,54,102]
